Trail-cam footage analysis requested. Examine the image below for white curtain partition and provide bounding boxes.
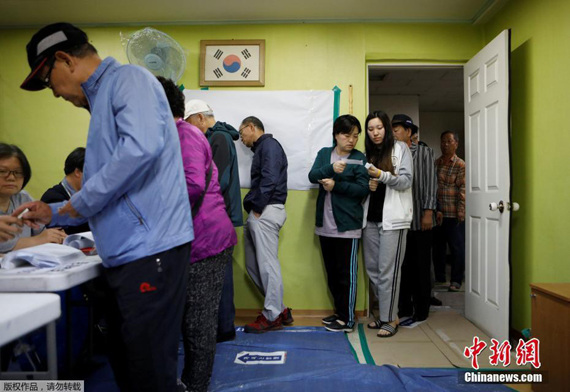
[183,90,334,190]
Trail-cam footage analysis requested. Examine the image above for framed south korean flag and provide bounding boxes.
[200,40,265,87]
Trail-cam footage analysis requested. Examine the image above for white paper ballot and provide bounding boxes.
[342,159,363,165]
[0,243,85,269]
[63,231,95,250]
[365,162,372,169]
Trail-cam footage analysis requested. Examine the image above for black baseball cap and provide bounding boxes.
[21,22,88,91]
[391,114,418,133]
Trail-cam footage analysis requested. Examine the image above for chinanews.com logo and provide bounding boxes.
[461,336,545,384]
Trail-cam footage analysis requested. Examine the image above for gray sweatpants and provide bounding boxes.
[244,204,287,321]
[363,222,408,323]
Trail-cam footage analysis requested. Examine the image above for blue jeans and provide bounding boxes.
[433,218,465,285]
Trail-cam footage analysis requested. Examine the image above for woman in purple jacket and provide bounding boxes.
[157,77,237,392]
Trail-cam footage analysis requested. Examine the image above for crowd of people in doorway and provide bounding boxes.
[310,112,466,339]
[0,21,465,392]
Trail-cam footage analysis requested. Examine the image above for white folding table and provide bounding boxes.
[0,255,103,292]
[0,293,61,379]
[0,255,103,376]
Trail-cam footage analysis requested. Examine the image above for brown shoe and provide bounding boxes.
[244,313,283,334]
[280,307,294,325]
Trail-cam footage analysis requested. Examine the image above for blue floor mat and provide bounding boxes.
[209,326,357,391]
[85,326,513,391]
[209,327,512,392]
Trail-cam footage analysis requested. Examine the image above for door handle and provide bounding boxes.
[508,202,520,211]
[489,200,505,213]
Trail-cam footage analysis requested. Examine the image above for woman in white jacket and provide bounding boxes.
[363,111,413,338]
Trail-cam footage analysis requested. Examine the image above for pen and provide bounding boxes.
[17,208,29,220]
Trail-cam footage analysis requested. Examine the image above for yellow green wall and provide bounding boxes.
[484,0,570,331]
[0,23,484,313]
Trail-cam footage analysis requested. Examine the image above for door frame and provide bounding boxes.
[364,62,473,320]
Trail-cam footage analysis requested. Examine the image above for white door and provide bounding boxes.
[464,30,512,342]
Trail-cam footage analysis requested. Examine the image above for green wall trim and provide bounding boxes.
[332,85,341,121]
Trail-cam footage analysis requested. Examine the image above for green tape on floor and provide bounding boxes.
[358,324,376,365]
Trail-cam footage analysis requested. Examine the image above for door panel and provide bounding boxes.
[464,30,511,342]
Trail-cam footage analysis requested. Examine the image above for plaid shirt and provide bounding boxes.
[435,154,465,218]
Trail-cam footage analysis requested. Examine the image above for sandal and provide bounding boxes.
[367,319,384,329]
[377,323,398,338]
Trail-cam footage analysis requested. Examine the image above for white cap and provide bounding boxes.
[184,99,213,119]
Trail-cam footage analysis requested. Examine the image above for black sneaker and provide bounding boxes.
[281,307,294,325]
[324,320,353,332]
[216,329,236,343]
[321,314,339,325]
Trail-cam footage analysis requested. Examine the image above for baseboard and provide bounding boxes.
[236,309,367,318]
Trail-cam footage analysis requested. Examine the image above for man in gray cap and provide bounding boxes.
[392,114,437,326]
[17,22,193,392]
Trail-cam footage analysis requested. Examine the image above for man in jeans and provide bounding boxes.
[434,130,466,292]
[239,116,293,333]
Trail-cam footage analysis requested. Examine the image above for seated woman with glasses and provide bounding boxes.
[0,143,67,253]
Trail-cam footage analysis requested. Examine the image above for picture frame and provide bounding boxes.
[200,40,265,87]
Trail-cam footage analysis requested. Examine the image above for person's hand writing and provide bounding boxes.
[12,201,53,229]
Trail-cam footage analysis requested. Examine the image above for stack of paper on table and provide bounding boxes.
[0,243,85,269]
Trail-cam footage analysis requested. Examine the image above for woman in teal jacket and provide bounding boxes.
[308,114,369,332]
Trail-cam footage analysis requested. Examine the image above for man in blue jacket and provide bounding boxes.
[239,116,292,333]
[17,23,193,392]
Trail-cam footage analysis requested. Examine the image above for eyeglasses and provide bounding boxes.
[0,169,25,179]
[41,57,56,89]
[239,124,251,135]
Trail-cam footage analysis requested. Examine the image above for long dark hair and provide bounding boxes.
[0,143,32,189]
[364,111,395,174]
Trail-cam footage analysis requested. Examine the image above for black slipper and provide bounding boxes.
[367,319,384,329]
[377,323,398,338]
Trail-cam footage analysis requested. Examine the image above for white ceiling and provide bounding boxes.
[369,66,464,112]
[1,0,508,28]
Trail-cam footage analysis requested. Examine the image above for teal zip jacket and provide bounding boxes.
[205,121,243,227]
[308,147,369,232]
